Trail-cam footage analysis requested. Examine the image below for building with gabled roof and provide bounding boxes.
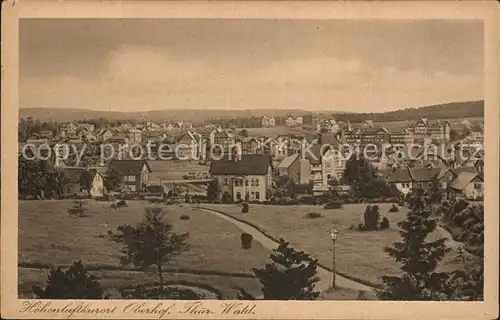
[449,171,483,200]
[209,154,273,202]
[108,159,152,192]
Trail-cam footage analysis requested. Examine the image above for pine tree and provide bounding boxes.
[32,260,105,299]
[251,238,320,300]
[378,187,451,300]
[67,200,89,217]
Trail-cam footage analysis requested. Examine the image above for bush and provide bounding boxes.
[32,261,105,299]
[389,204,399,212]
[304,212,323,219]
[362,205,380,231]
[324,200,344,209]
[121,285,203,299]
[180,214,190,221]
[241,232,253,249]
[380,217,390,229]
[241,202,249,213]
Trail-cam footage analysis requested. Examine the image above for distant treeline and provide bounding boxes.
[334,101,484,123]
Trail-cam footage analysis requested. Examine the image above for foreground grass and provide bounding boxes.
[19,200,270,275]
[19,267,262,299]
[200,203,461,285]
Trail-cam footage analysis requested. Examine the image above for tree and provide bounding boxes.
[361,205,380,230]
[104,167,121,192]
[68,200,89,217]
[342,153,377,186]
[81,170,94,198]
[250,238,320,300]
[378,187,451,300]
[110,207,190,290]
[32,261,105,299]
[18,156,65,199]
[239,129,249,137]
[206,179,221,201]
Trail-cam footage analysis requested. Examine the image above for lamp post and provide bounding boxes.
[330,228,339,289]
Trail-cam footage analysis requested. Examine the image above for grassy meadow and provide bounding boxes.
[19,200,270,273]
[200,203,465,285]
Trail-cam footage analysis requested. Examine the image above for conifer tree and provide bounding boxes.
[68,200,89,217]
[252,238,320,300]
[378,187,451,300]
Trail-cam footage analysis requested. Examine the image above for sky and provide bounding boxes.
[20,19,484,113]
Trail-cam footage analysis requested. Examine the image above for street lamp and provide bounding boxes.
[330,228,339,289]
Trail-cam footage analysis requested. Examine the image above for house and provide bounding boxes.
[385,166,453,195]
[60,167,105,198]
[360,127,391,145]
[212,131,236,156]
[390,129,414,145]
[176,131,203,160]
[462,131,484,147]
[411,117,450,143]
[237,137,261,155]
[271,136,290,159]
[450,171,483,200]
[59,122,78,138]
[78,123,95,132]
[386,168,413,196]
[39,130,53,139]
[108,159,152,192]
[96,128,114,141]
[285,115,303,127]
[277,154,300,182]
[127,129,143,144]
[209,154,273,202]
[261,116,276,128]
[317,119,340,133]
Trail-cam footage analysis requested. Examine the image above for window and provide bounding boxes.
[250,179,254,186]
[224,178,228,186]
[255,192,260,200]
[245,192,250,200]
[245,179,249,186]
[236,192,241,200]
[474,183,482,190]
[127,175,136,182]
[428,182,433,188]
[255,179,260,186]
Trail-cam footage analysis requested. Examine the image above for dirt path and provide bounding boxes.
[199,208,374,294]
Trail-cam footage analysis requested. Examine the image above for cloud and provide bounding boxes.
[20,43,483,112]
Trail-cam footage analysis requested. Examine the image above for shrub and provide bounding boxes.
[389,204,399,213]
[323,200,344,210]
[32,261,105,299]
[180,214,190,221]
[241,202,249,213]
[304,212,323,219]
[121,285,203,299]
[380,217,390,229]
[241,232,253,249]
[361,205,381,231]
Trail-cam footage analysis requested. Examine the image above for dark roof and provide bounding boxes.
[409,167,442,182]
[450,172,483,190]
[145,185,164,193]
[386,168,412,183]
[109,160,151,175]
[210,154,272,175]
[319,133,341,148]
[305,145,322,164]
[60,168,87,184]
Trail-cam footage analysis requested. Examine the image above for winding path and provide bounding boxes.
[198,207,374,294]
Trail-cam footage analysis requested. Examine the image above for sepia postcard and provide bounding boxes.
[1,0,499,319]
